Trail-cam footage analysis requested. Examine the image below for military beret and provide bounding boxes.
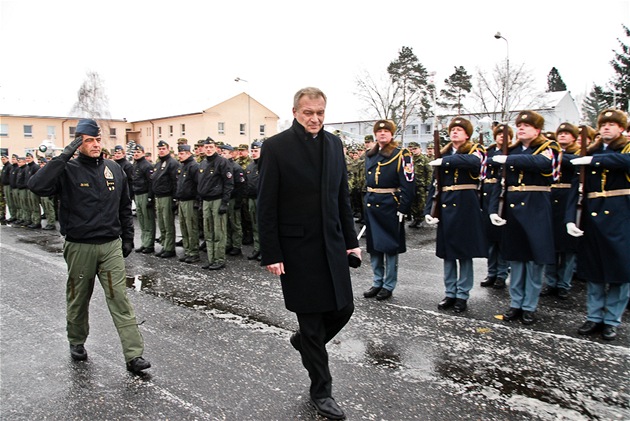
[493,124,514,140]
[556,122,578,139]
[26,152,33,158]
[448,117,473,138]
[157,140,169,148]
[177,137,188,145]
[220,144,234,151]
[178,144,191,152]
[250,141,262,149]
[133,144,145,152]
[407,142,420,148]
[1,154,8,158]
[238,144,248,150]
[544,131,556,141]
[515,111,544,130]
[597,108,628,129]
[364,135,374,142]
[76,118,100,137]
[196,139,206,146]
[114,145,124,151]
[578,125,596,141]
[101,148,111,155]
[373,120,396,134]
[202,138,215,145]
[17,156,25,161]
[11,153,18,158]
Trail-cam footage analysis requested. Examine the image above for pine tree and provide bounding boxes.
[581,84,614,126]
[438,66,472,115]
[546,67,567,92]
[609,24,630,111]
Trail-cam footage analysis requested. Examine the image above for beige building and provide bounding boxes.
[0,92,279,159]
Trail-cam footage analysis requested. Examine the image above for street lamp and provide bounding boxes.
[494,32,510,121]
[235,77,251,142]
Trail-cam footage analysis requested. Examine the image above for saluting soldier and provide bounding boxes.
[490,111,561,325]
[541,122,580,300]
[424,117,487,313]
[175,144,201,263]
[567,109,630,341]
[480,124,512,289]
[152,140,179,258]
[363,120,415,301]
[407,141,432,228]
[131,145,156,254]
[197,139,234,270]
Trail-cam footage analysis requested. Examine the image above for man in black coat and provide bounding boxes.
[258,87,360,420]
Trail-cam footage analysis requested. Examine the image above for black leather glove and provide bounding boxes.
[122,241,134,258]
[60,136,84,161]
[218,203,228,214]
[146,196,154,209]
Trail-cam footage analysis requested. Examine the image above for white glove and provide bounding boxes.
[571,156,593,166]
[489,213,507,226]
[566,222,584,237]
[428,158,443,166]
[424,214,439,225]
[492,155,507,164]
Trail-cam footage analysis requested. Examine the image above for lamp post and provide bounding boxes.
[494,32,510,122]
[235,77,251,143]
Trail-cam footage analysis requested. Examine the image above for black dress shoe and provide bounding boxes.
[480,276,496,287]
[70,344,88,361]
[247,250,260,260]
[376,288,392,301]
[493,278,506,289]
[126,356,151,373]
[438,297,456,310]
[185,256,201,263]
[363,286,382,298]
[602,325,617,341]
[540,285,557,297]
[521,310,536,325]
[228,248,242,256]
[453,298,467,313]
[502,307,522,321]
[206,262,225,270]
[578,321,604,335]
[141,247,155,254]
[160,251,176,258]
[557,288,569,300]
[310,397,345,420]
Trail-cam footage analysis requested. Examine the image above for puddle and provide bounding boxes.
[16,234,63,253]
[364,340,401,369]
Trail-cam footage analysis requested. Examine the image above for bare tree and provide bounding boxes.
[354,70,401,122]
[471,60,546,122]
[70,71,112,134]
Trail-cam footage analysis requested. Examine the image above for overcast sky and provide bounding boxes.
[1,0,628,128]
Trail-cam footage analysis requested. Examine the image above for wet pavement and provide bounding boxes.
[1,218,629,420]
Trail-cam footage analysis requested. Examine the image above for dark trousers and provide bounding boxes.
[295,302,354,399]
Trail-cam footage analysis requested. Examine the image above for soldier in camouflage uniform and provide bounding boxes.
[236,144,253,245]
[407,142,432,228]
[346,146,363,221]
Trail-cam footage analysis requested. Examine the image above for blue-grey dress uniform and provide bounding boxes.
[566,132,630,330]
[489,135,561,314]
[364,141,415,293]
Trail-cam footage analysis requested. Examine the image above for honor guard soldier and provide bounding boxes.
[424,117,488,313]
[541,123,580,299]
[27,118,150,373]
[132,145,156,253]
[152,140,179,258]
[244,141,262,260]
[480,124,512,289]
[175,144,201,263]
[407,141,432,228]
[197,139,234,270]
[490,111,562,325]
[567,109,630,341]
[363,120,415,301]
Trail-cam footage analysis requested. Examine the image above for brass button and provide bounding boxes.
[442,204,446,208]
[453,204,457,207]
[591,212,597,216]
[521,202,525,206]
[604,210,610,215]
[510,204,515,208]
[367,203,371,207]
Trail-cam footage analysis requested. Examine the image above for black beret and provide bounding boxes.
[220,144,234,151]
[178,144,191,152]
[250,141,262,149]
[157,140,169,148]
[133,145,145,152]
[114,145,124,151]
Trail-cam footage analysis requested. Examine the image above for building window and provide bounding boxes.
[147,127,152,136]
[47,126,56,139]
[169,125,173,137]
[259,124,265,136]
[0,124,8,137]
[239,123,246,136]
[110,128,117,137]
[158,127,162,137]
[180,124,186,135]
[218,122,225,134]
[421,124,431,135]
[24,125,33,138]
[410,125,418,135]
[69,126,76,136]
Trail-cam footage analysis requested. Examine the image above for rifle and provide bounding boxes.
[576,126,588,228]
[496,124,509,218]
[429,128,442,218]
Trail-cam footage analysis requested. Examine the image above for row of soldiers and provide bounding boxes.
[422,108,629,341]
[1,153,57,230]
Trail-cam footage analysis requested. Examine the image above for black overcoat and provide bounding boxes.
[258,120,359,313]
